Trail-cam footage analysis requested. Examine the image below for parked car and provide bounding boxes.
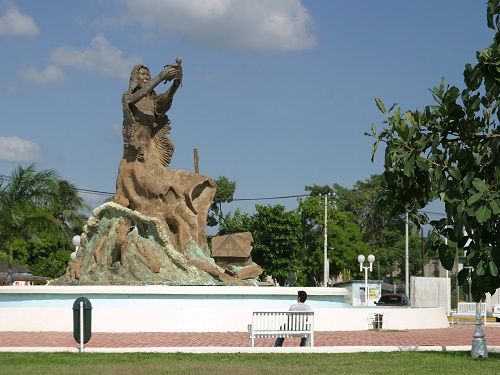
[493,304,500,322]
[375,293,410,306]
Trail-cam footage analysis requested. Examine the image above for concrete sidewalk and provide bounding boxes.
[1,325,499,353]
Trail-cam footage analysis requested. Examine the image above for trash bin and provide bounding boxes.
[373,313,383,329]
[73,297,92,344]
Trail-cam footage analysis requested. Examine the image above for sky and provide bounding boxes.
[0,0,495,217]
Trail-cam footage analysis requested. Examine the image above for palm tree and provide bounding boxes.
[0,164,88,266]
[49,179,90,235]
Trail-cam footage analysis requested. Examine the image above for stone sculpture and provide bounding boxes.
[53,59,263,286]
[113,61,216,253]
[211,232,263,280]
[59,202,226,285]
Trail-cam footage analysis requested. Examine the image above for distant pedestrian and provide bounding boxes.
[274,290,311,347]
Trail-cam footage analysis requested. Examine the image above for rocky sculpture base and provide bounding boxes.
[53,202,260,286]
[113,161,216,254]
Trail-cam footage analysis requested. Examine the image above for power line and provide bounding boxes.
[76,188,113,196]
[77,190,310,201]
[0,173,447,216]
[77,189,309,201]
[233,194,309,201]
[1,174,309,200]
[1,173,309,200]
[419,210,446,217]
[1,174,114,197]
[75,189,446,217]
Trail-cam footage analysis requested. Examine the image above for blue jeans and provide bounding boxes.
[274,337,308,347]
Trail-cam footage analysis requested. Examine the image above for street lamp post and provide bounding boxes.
[461,265,488,358]
[71,235,81,261]
[358,254,375,306]
[471,300,488,358]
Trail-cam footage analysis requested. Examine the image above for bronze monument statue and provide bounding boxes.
[113,60,216,253]
[54,59,262,285]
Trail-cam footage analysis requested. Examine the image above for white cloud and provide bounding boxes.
[0,137,41,162]
[19,65,67,85]
[0,4,38,37]
[114,0,316,52]
[50,34,142,81]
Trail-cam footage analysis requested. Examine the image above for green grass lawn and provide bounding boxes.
[0,352,499,375]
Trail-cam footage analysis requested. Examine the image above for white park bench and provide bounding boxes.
[248,311,314,347]
[451,302,486,324]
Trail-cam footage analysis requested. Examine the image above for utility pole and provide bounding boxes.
[421,227,424,276]
[323,193,330,287]
[193,148,199,174]
[445,235,450,315]
[405,211,409,297]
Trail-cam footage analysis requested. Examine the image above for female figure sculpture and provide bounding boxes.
[56,59,260,285]
[122,61,182,167]
[113,60,216,253]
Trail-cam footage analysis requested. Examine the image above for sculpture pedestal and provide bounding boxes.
[55,202,259,285]
[114,160,216,252]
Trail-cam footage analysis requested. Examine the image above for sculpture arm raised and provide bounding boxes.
[156,78,181,114]
[128,64,182,105]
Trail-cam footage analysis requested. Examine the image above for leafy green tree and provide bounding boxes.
[207,176,236,227]
[0,165,60,265]
[218,209,253,235]
[297,192,326,285]
[335,176,425,283]
[29,249,70,279]
[304,184,334,197]
[368,1,500,300]
[370,224,424,283]
[251,204,303,286]
[2,237,29,264]
[328,210,368,280]
[49,179,89,234]
[214,176,424,287]
[26,225,71,278]
[0,164,86,277]
[298,186,367,285]
[334,175,385,246]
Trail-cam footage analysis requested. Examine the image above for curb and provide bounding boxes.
[1,346,500,354]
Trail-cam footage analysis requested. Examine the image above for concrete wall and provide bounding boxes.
[0,306,448,332]
[412,276,500,313]
[486,291,500,312]
[423,256,500,313]
[411,276,451,314]
[0,285,448,332]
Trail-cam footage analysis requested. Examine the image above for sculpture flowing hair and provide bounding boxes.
[154,125,175,167]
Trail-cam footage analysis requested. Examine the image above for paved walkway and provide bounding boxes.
[1,325,499,351]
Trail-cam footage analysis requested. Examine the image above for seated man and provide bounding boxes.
[274,290,311,347]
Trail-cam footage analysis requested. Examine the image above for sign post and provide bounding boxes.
[73,297,92,352]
